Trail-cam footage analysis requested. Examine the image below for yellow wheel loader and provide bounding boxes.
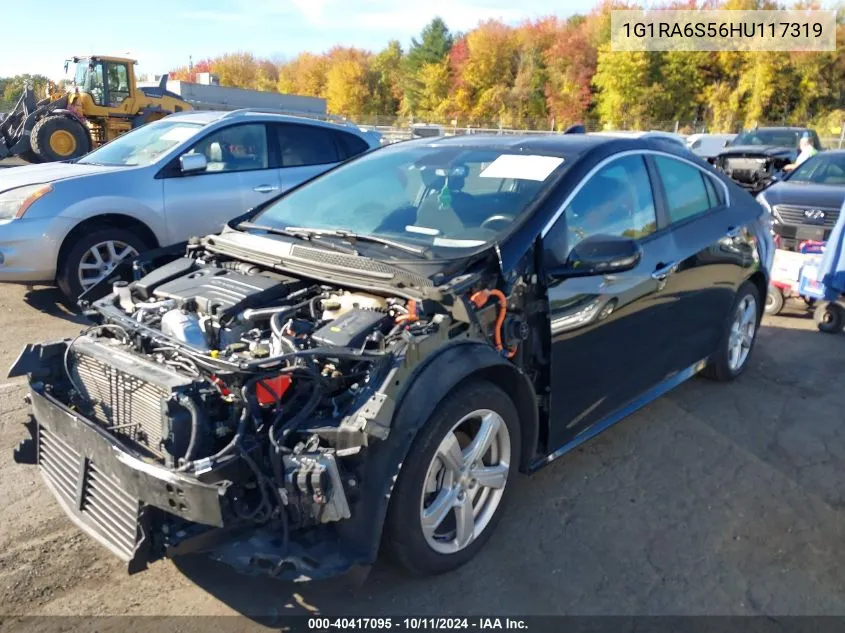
[0,56,192,163]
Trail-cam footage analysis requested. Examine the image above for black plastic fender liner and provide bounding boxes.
[334,340,540,565]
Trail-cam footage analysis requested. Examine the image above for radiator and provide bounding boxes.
[67,336,194,459]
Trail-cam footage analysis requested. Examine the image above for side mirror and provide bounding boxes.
[179,153,207,175]
[548,234,642,279]
[723,139,731,147]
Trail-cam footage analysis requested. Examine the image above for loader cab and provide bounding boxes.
[71,56,136,110]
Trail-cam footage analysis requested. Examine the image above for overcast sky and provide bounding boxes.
[2,0,596,79]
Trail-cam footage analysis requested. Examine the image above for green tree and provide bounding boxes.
[403,17,454,115]
[1,74,52,102]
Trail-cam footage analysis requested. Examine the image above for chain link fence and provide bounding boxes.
[342,114,844,148]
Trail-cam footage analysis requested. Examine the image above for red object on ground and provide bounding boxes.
[256,375,292,406]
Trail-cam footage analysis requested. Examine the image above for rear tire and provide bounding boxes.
[764,286,784,316]
[56,227,148,303]
[31,115,91,162]
[701,281,761,382]
[385,381,521,576]
[814,302,845,334]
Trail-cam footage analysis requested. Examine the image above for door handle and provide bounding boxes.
[254,185,279,194]
[724,226,743,239]
[651,261,677,281]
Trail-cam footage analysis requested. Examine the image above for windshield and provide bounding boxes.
[77,119,203,167]
[787,154,845,185]
[732,129,802,148]
[73,61,87,86]
[251,144,565,252]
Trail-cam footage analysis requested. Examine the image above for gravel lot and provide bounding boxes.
[0,281,844,626]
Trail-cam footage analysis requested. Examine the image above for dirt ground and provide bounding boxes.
[1,282,844,627]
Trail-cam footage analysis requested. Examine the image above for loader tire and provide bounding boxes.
[31,116,90,162]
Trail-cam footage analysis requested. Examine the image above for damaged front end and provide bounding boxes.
[714,148,794,194]
[12,236,529,581]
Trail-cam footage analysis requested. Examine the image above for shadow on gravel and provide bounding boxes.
[22,286,89,326]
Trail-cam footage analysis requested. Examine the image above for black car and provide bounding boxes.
[11,134,774,581]
[714,127,823,194]
[757,150,845,250]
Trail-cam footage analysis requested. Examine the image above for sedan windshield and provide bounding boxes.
[787,154,845,185]
[78,120,203,167]
[252,144,565,253]
[732,129,802,148]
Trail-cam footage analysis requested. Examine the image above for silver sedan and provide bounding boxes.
[0,109,380,299]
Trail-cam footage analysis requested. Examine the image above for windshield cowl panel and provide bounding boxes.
[251,144,566,260]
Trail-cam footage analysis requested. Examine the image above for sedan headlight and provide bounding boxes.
[0,184,53,220]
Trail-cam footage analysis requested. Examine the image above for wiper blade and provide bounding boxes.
[237,222,358,254]
[285,226,426,256]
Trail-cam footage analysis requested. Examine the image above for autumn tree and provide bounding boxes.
[593,43,652,128]
[213,52,260,89]
[370,40,404,117]
[545,15,599,127]
[164,5,845,135]
[323,47,374,117]
[278,53,329,97]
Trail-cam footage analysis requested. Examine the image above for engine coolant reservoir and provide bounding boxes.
[161,309,210,350]
[321,292,387,320]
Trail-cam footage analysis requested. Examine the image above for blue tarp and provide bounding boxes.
[817,198,845,299]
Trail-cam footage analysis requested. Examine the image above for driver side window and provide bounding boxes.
[564,155,657,248]
[184,124,269,173]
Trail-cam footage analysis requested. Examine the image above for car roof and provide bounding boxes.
[167,109,377,138]
[414,133,615,155]
[747,126,813,132]
[412,133,699,161]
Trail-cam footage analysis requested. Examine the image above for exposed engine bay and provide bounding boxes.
[15,239,533,577]
[714,152,793,193]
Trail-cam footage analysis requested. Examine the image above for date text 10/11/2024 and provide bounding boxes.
[307,617,529,630]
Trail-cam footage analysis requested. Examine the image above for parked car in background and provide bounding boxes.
[686,133,736,159]
[0,109,381,299]
[713,127,823,194]
[757,150,845,250]
[11,134,773,581]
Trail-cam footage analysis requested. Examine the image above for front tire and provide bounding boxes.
[814,301,845,334]
[385,381,521,576]
[701,281,761,381]
[31,115,91,162]
[56,228,148,302]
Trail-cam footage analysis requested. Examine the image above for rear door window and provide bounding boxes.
[653,155,714,222]
[274,123,339,167]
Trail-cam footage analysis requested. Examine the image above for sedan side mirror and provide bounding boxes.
[548,234,642,279]
[179,153,208,175]
[723,139,732,147]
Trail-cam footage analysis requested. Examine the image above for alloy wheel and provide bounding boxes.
[77,240,139,291]
[728,294,757,371]
[420,409,511,554]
